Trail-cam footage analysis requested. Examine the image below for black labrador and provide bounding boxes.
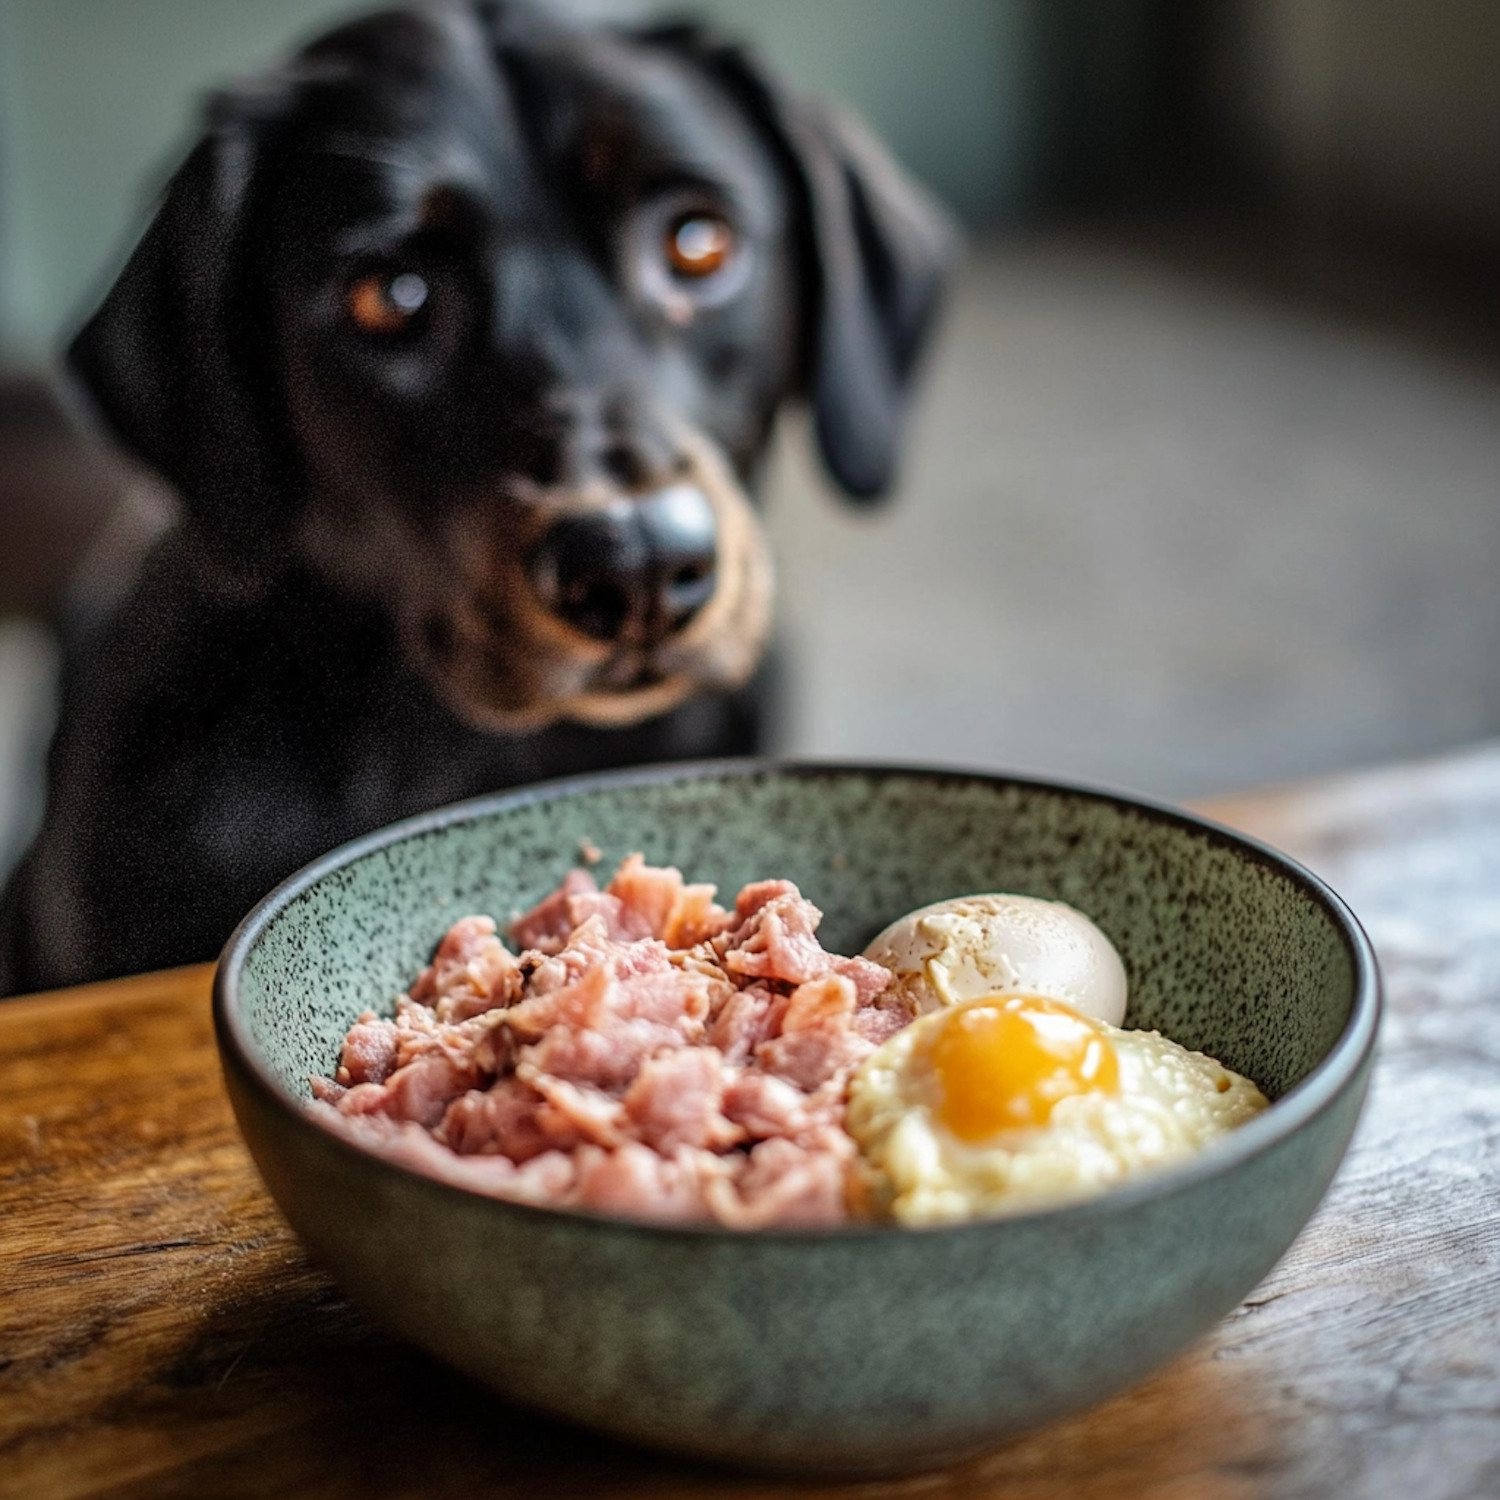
[0,0,953,995]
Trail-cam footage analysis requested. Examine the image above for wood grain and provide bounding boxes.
[4,745,1500,1499]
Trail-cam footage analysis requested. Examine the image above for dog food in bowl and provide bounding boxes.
[216,762,1379,1472]
[310,853,1267,1227]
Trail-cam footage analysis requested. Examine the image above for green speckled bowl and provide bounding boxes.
[214,761,1379,1475]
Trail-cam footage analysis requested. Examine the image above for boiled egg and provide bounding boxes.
[863,894,1128,1027]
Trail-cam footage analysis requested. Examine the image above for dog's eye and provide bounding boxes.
[664,214,734,280]
[346,270,430,334]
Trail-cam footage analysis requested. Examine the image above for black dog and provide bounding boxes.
[0,0,953,994]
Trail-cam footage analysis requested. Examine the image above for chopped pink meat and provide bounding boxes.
[510,869,630,953]
[833,954,900,1005]
[719,889,892,1004]
[522,916,684,1000]
[310,1075,347,1105]
[784,971,857,1031]
[311,853,906,1228]
[604,853,734,949]
[720,892,826,984]
[604,853,683,937]
[518,938,711,1035]
[314,1107,580,1202]
[527,1073,629,1149]
[854,994,920,1046]
[571,1143,720,1224]
[375,1051,482,1129]
[708,983,785,1065]
[441,1078,554,1161]
[722,1070,811,1138]
[504,953,616,1038]
[336,1011,398,1086]
[623,1047,743,1153]
[389,1004,509,1072]
[709,1135,854,1229]
[730,879,800,923]
[520,1015,685,1091]
[408,915,524,1021]
[757,1025,874,1092]
[755,974,878,1090]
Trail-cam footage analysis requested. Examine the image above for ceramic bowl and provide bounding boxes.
[214,760,1379,1476]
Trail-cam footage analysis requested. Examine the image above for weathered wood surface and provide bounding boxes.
[4,745,1500,1500]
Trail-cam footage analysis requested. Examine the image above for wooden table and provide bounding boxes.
[5,746,1500,1500]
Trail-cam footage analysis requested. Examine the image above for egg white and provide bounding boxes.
[863,894,1129,1027]
[846,1010,1269,1225]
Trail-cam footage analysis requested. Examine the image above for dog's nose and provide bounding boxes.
[527,484,718,644]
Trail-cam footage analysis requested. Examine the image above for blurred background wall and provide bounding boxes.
[1204,0,1500,250]
[1,0,1499,877]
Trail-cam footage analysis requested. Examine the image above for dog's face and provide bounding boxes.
[69,1,955,732]
[266,9,795,728]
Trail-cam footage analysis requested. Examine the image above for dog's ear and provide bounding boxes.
[66,86,292,559]
[779,99,960,502]
[644,27,960,502]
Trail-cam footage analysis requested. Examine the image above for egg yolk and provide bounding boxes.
[930,995,1120,1140]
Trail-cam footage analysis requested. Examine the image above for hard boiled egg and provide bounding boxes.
[863,894,1128,1027]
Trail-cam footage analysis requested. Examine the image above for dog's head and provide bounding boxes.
[68,1,955,731]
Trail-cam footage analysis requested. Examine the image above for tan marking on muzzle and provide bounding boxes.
[420,427,774,734]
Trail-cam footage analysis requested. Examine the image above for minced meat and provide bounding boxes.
[310,854,914,1227]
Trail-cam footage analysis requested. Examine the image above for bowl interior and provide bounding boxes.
[233,763,1356,1109]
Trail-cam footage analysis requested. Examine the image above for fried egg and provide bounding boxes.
[863,894,1128,1027]
[846,993,1268,1225]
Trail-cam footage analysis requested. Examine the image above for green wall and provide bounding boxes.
[0,0,364,361]
[0,0,1041,363]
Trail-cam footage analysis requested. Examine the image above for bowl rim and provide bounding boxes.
[213,756,1382,1242]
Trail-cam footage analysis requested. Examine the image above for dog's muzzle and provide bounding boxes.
[329,429,774,734]
[525,483,719,648]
